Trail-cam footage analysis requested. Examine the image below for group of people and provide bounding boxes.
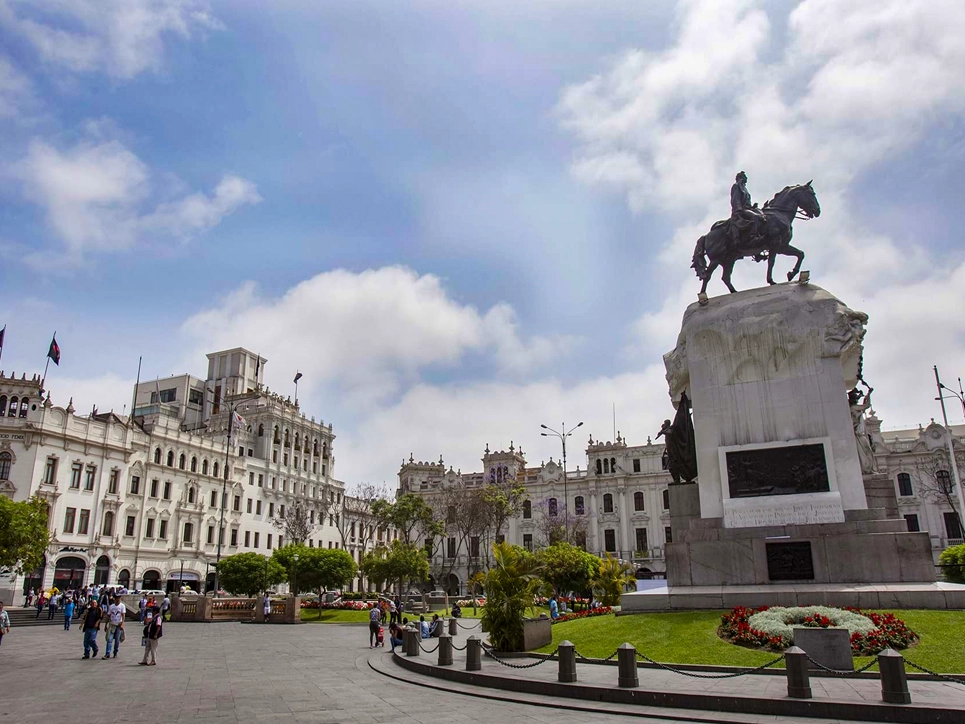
[369,602,443,652]
[80,594,164,666]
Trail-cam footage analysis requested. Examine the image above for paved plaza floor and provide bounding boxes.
[0,618,950,724]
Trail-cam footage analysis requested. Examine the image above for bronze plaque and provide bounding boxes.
[725,444,829,499]
[766,541,815,581]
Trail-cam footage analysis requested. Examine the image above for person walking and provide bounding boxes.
[368,604,381,648]
[387,598,397,625]
[63,596,75,631]
[160,594,171,622]
[81,599,102,659]
[103,595,126,659]
[262,592,271,623]
[34,593,45,619]
[138,609,162,666]
[0,602,10,649]
[25,588,34,607]
[47,591,59,620]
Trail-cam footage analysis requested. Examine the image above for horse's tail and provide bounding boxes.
[691,235,708,280]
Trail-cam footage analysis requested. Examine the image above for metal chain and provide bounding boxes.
[455,620,478,630]
[803,653,878,677]
[904,659,965,686]
[419,642,440,654]
[635,651,785,679]
[450,641,468,651]
[484,647,559,669]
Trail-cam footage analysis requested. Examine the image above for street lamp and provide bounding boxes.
[934,366,965,535]
[540,422,584,542]
[292,553,300,597]
[209,386,242,598]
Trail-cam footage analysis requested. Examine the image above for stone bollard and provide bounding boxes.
[617,643,638,688]
[405,628,420,657]
[438,634,453,666]
[784,646,812,699]
[558,640,577,683]
[466,635,482,671]
[879,648,911,704]
[448,618,457,636]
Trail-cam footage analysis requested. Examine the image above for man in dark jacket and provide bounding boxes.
[82,599,103,659]
[138,609,162,666]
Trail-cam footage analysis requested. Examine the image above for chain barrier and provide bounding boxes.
[419,642,440,654]
[803,653,878,677]
[904,659,965,686]
[483,646,560,670]
[450,641,468,651]
[573,648,618,663]
[635,651,785,679]
[454,620,478,630]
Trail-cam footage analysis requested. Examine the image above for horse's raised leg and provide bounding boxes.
[785,245,805,281]
[766,251,777,285]
[700,260,719,295]
[722,260,738,293]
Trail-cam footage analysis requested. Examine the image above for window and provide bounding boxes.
[604,529,616,553]
[210,490,218,507]
[245,531,251,547]
[84,465,96,491]
[207,526,214,544]
[0,395,5,415]
[0,452,9,480]
[447,537,456,558]
[108,469,119,494]
[125,515,136,536]
[230,529,238,546]
[548,498,558,517]
[233,495,241,512]
[272,450,278,463]
[269,502,274,517]
[159,520,168,539]
[166,450,174,467]
[574,531,587,549]
[897,473,913,497]
[633,458,641,473]
[470,536,480,558]
[635,528,649,553]
[202,459,209,475]
[665,526,673,544]
[284,453,289,466]
[5,396,15,417]
[102,511,115,536]
[523,533,533,551]
[189,388,204,405]
[944,512,963,540]
[183,522,194,543]
[190,456,197,473]
[163,481,172,500]
[280,504,285,517]
[254,532,260,548]
[154,447,162,464]
[278,536,283,548]
[267,533,273,549]
[256,500,262,515]
[145,518,155,538]
[574,496,585,515]
[249,472,254,486]
[150,479,159,497]
[247,499,253,513]
[213,461,220,478]
[19,398,28,418]
[258,474,264,488]
[70,463,82,489]
[188,487,196,504]
[64,507,76,533]
[634,491,645,511]
[179,453,186,470]
[159,388,176,403]
[130,475,140,495]
[662,489,670,510]
[903,514,920,533]
[595,459,602,475]
[43,457,57,485]
[611,457,616,473]
[937,470,953,492]
[603,459,610,474]
[603,493,614,513]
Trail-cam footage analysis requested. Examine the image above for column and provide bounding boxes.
[618,486,631,558]
[588,484,599,554]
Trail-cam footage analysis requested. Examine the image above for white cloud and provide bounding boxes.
[558,0,965,431]
[17,134,260,260]
[0,55,32,117]
[0,0,220,79]
[180,267,576,409]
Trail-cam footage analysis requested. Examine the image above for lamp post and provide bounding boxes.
[292,553,299,597]
[540,422,584,542]
[211,388,241,599]
[934,366,965,534]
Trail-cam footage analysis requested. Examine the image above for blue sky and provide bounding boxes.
[2,0,964,485]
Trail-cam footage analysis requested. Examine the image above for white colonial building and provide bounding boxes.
[0,348,389,604]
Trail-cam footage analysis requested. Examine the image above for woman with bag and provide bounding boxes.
[138,609,162,666]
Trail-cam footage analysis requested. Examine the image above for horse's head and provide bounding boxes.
[766,181,821,219]
[798,180,821,218]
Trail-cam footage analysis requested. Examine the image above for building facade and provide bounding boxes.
[0,349,388,604]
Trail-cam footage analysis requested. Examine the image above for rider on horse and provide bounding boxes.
[729,171,766,253]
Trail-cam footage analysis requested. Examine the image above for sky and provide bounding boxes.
[1,0,964,487]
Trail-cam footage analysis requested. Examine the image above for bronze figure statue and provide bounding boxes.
[692,175,821,295]
[656,391,698,485]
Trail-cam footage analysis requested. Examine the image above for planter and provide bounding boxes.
[522,616,552,651]
[792,626,853,672]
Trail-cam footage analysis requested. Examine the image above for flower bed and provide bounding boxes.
[552,606,612,624]
[300,600,374,610]
[456,598,485,607]
[720,605,918,655]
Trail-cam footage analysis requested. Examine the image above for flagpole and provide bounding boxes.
[42,330,56,392]
[129,356,142,425]
[0,324,6,365]
[294,375,299,407]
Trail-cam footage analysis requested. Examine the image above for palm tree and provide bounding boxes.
[480,542,543,652]
[590,553,635,607]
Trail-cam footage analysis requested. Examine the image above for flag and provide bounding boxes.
[0,325,5,349]
[254,355,260,377]
[231,409,246,431]
[47,334,61,366]
[293,371,303,384]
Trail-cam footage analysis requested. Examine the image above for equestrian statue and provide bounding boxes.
[691,172,821,296]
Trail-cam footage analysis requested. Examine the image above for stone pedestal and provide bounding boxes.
[663,283,935,586]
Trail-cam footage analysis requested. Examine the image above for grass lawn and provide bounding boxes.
[429,606,551,620]
[301,608,372,623]
[534,609,965,674]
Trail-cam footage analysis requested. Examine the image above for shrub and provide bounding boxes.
[939,543,965,584]
[480,541,543,652]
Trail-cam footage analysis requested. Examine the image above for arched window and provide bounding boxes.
[603,459,610,474]
[295,433,300,451]
[284,429,290,447]
[896,473,913,497]
[574,495,585,515]
[8,396,18,417]
[202,459,209,475]
[548,498,558,517]
[166,450,174,467]
[117,569,130,588]
[19,398,28,417]
[188,487,196,504]
[322,442,328,458]
[611,457,616,473]
[154,447,162,464]
[0,452,11,480]
[190,456,197,473]
[0,395,6,416]
[273,426,280,444]
[94,555,111,586]
[213,461,220,478]
[102,511,115,536]
[258,423,264,437]
[179,453,186,470]
[603,493,614,513]
[313,439,319,456]
[634,491,645,511]
[596,459,602,475]
[522,500,532,519]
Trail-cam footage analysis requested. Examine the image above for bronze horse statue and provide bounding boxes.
[691,182,821,295]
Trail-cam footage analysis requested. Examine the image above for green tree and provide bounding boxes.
[480,541,544,652]
[939,543,965,584]
[371,493,441,545]
[216,552,286,596]
[298,548,358,592]
[590,553,636,606]
[0,496,51,574]
[271,544,309,593]
[361,540,429,594]
[536,542,600,604]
